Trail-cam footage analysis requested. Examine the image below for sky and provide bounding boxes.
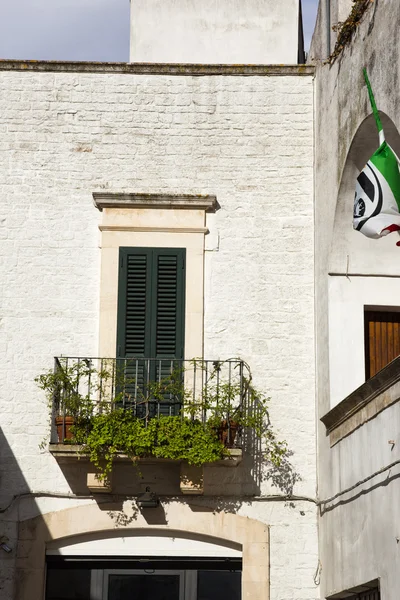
[0,0,320,62]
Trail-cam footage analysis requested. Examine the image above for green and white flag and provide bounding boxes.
[353,69,400,240]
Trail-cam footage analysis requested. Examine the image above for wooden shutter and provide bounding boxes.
[365,310,400,379]
[117,248,185,416]
[119,249,152,358]
[117,248,185,360]
[154,252,185,360]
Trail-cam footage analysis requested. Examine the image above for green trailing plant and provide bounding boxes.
[203,377,263,433]
[328,0,373,64]
[73,411,228,480]
[36,358,288,481]
[36,360,107,447]
[35,360,111,419]
[194,359,288,464]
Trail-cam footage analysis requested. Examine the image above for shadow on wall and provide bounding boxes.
[0,411,297,596]
[262,449,302,496]
[100,443,302,529]
[54,416,302,530]
[55,426,301,506]
[330,112,400,274]
[0,426,49,600]
[241,416,302,497]
[56,446,290,505]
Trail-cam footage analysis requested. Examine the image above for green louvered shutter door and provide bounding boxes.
[153,249,185,361]
[117,248,185,415]
[117,248,153,409]
[152,249,185,416]
[117,249,152,359]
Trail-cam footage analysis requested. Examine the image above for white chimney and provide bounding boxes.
[129,0,304,64]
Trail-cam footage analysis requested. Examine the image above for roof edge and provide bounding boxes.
[0,59,314,76]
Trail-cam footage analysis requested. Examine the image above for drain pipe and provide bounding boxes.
[326,0,331,57]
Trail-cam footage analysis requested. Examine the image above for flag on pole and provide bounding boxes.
[353,69,400,240]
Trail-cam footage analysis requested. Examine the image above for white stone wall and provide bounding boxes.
[320,402,400,600]
[0,68,316,599]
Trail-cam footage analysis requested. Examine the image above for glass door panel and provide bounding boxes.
[46,566,240,600]
[46,568,91,599]
[197,571,241,600]
[104,570,184,600]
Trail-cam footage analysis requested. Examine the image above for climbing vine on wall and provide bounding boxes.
[328,0,373,64]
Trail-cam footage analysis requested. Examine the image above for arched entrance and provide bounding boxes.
[328,112,400,404]
[16,501,269,600]
[330,112,400,275]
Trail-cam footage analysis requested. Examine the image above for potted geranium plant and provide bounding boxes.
[35,359,97,443]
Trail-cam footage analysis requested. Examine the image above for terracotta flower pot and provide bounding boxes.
[55,416,75,442]
[216,419,240,448]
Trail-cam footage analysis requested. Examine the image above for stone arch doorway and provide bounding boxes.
[16,501,269,600]
[330,112,400,275]
[328,112,400,404]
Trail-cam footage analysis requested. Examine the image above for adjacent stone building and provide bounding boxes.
[311,1,400,599]
[0,2,317,600]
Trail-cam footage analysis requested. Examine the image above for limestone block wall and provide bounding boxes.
[0,63,316,600]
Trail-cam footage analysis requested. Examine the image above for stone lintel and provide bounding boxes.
[93,192,219,213]
[0,59,314,77]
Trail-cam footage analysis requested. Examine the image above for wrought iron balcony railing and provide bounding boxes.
[50,357,256,448]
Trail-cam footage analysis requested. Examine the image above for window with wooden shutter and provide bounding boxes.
[364,309,400,379]
[329,582,380,600]
[116,247,186,416]
[345,587,380,600]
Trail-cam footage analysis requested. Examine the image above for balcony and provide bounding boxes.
[321,355,400,446]
[41,357,266,493]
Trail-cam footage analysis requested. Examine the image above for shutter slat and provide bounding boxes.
[368,318,376,378]
[387,320,394,364]
[381,319,388,370]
